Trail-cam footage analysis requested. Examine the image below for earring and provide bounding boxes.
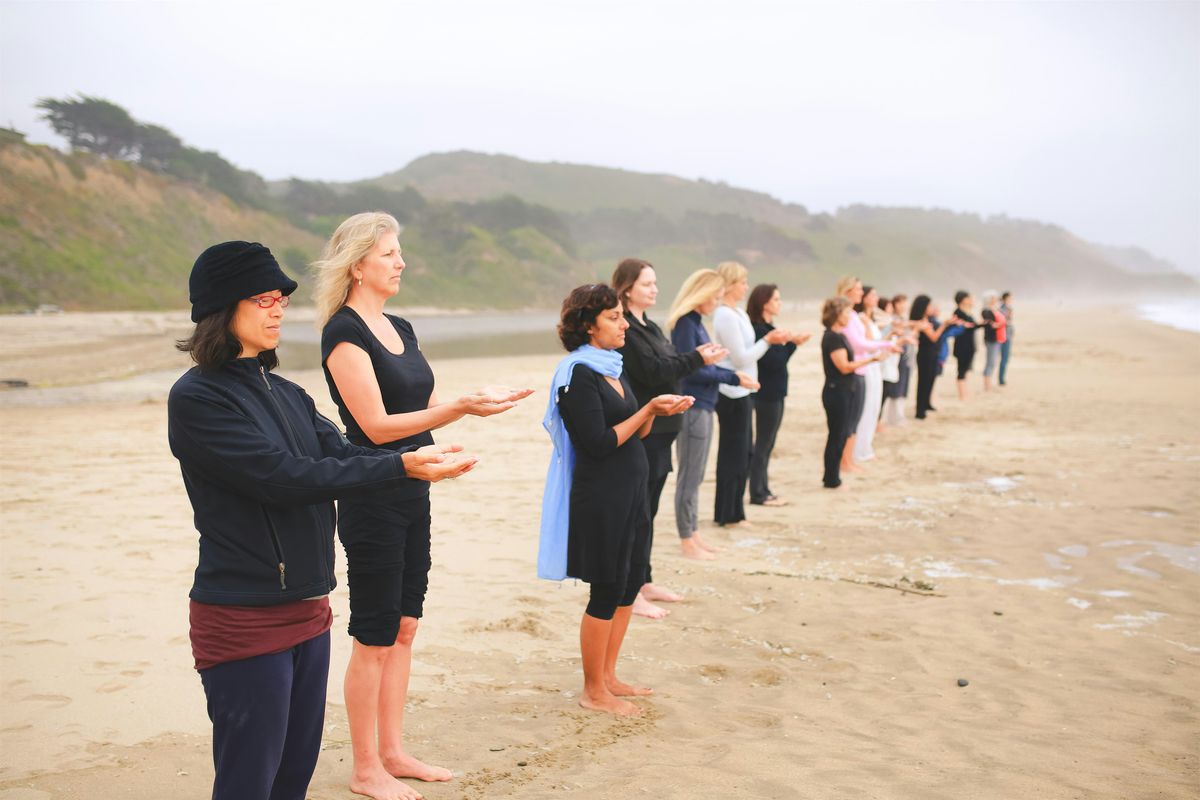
[356,278,362,287]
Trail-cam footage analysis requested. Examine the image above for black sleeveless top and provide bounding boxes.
[320,307,436,454]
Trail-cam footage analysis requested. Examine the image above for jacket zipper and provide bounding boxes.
[258,363,293,590]
[261,507,288,590]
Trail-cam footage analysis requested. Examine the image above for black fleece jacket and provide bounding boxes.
[618,312,704,436]
[168,356,419,606]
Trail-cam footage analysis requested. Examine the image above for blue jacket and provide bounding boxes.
[168,356,418,606]
[670,311,738,411]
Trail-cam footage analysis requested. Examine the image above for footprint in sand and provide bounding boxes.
[23,693,71,708]
[749,667,785,687]
[699,664,728,684]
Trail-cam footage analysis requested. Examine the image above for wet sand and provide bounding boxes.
[0,307,1197,799]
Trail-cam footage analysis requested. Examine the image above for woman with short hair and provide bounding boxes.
[834,276,898,472]
[818,296,890,489]
[169,241,474,800]
[540,284,693,715]
[980,289,1007,392]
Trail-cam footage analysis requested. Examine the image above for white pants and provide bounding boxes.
[854,363,883,461]
[882,395,906,426]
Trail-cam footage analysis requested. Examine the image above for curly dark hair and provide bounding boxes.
[176,302,279,371]
[558,283,619,351]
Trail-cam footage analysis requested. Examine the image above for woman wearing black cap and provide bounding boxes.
[168,241,476,800]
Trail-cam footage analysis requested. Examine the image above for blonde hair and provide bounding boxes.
[835,275,860,297]
[666,269,724,331]
[312,211,400,328]
[716,260,748,288]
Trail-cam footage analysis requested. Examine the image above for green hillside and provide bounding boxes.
[355,150,1190,299]
[366,151,812,228]
[0,140,592,311]
[4,114,1190,314]
[0,139,324,311]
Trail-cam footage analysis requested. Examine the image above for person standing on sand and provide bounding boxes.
[834,276,900,473]
[819,296,891,489]
[747,283,811,506]
[711,261,792,527]
[168,241,475,800]
[611,258,728,619]
[910,294,957,420]
[951,290,980,401]
[852,285,888,462]
[980,289,1007,392]
[667,269,759,560]
[313,212,532,800]
[998,291,1014,386]
[539,284,693,716]
[880,294,914,427]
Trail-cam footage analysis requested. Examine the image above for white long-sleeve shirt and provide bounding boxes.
[712,304,768,399]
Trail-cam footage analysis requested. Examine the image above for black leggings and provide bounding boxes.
[585,572,643,620]
[714,394,753,525]
[821,383,851,488]
[641,431,677,586]
[915,354,938,418]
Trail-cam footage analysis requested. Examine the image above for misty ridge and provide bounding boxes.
[0,96,1193,313]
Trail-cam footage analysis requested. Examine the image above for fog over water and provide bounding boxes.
[1,1,1197,273]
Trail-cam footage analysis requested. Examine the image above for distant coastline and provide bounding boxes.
[1137,299,1200,334]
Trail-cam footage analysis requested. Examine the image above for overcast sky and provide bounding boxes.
[3,0,1197,273]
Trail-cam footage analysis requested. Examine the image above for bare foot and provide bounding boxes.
[641,583,683,603]
[631,593,669,619]
[381,752,453,783]
[681,538,716,560]
[350,764,424,800]
[694,532,725,551]
[580,690,642,716]
[607,677,653,696]
[843,462,866,474]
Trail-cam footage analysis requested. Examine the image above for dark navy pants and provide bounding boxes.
[199,631,330,800]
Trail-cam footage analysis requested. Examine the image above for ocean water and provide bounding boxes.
[1137,299,1200,333]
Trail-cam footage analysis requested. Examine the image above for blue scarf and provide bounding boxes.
[537,344,624,580]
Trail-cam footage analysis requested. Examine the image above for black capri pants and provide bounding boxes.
[338,492,432,647]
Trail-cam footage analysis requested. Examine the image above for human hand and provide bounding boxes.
[736,371,760,391]
[462,385,535,417]
[696,342,728,365]
[479,385,536,403]
[401,444,478,481]
[765,329,791,345]
[792,331,813,346]
[649,394,695,416]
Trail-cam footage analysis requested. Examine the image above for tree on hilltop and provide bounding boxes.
[36,95,141,159]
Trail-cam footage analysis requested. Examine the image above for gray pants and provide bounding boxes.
[983,341,1001,377]
[674,407,713,539]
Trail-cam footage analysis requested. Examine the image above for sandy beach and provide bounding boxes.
[0,306,1197,799]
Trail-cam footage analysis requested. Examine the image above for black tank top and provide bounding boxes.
[320,307,436,453]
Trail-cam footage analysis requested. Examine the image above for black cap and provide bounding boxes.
[188,241,298,322]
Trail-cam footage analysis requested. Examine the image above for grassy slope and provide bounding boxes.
[366,151,812,227]
[0,143,325,311]
[363,150,1185,298]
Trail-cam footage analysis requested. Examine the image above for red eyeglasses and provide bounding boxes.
[246,295,291,309]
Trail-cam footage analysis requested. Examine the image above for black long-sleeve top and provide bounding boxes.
[168,356,418,606]
[618,311,704,435]
[751,321,798,401]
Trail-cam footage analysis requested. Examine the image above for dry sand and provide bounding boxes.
[0,307,1197,799]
